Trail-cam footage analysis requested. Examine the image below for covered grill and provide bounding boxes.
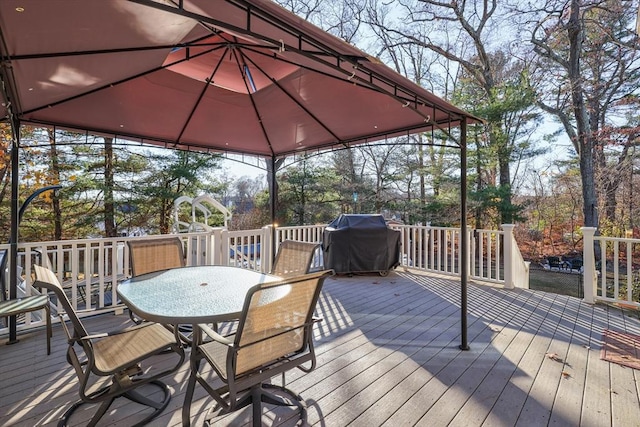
[322,214,401,275]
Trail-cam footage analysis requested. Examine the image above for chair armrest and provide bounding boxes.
[199,323,233,345]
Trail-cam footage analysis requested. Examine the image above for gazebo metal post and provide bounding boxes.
[269,155,277,266]
[459,118,469,350]
[2,115,60,344]
[8,117,19,343]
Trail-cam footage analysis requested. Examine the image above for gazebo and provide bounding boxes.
[0,0,480,347]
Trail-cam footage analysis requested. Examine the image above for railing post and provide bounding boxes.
[502,224,515,289]
[581,227,597,304]
[209,228,226,266]
[205,228,221,265]
[263,225,274,273]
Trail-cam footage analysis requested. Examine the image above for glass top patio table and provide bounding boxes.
[117,266,280,324]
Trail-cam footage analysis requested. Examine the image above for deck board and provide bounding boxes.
[2,269,640,427]
[547,298,590,427]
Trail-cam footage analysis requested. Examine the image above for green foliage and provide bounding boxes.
[277,158,341,225]
[123,149,222,234]
[472,72,537,124]
[453,63,540,225]
[470,184,526,228]
[2,127,224,240]
[422,198,460,227]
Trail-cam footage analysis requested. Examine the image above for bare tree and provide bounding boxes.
[358,144,401,212]
[524,0,640,229]
[276,0,366,43]
[365,0,540,224]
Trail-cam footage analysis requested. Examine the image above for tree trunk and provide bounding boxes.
[159,197,171,234]
[47,130,63,240]
[474,127,483,230]
[568,0,598,228]
[498,147,512,224]
[418,137,427,223]
[267,157,284,224]
[103,137,116,237]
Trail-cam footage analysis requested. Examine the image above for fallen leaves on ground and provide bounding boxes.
[546,352,564,363]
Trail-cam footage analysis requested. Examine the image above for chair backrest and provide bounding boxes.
[128,237,185,276]
[233,270,331,375]
[271,240,321,277]
[32,265,88,338]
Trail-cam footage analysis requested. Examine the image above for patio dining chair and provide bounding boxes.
[271,240,322,277]
[127,237,186,324]
[127,237,186,277]
[32,265,185,427]
[183,269,333,427]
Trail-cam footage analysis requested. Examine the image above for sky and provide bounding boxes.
[220,155,267,181]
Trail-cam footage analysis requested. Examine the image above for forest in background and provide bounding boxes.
[1,0,639,265]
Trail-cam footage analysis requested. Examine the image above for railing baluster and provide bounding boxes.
[613,241,620,299]
[478,232,485,279]
[627,241,633,302]
[495,232,501,281]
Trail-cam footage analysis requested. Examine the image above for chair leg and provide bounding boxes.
[177,323,193,346]
[123,380,171,426]
[58,380,170,427]
[45,305,51,355]
[252,385,262,427]
[261,383,307,425]
[203,383,307,426]
[87,396,115,427]
[57,393,113,427]
[239,383,307,427]
[124,383,168,409]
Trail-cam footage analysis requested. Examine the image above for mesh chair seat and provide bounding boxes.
[92,323,179,374]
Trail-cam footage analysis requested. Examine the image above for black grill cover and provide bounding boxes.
[322,214,401,274]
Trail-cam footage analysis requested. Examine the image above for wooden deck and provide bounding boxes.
[2,269,640,427]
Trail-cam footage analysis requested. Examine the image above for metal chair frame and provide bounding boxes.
[183,270,333,427]
[33,265,185,427]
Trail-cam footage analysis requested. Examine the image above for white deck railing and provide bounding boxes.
[392,224,464,275]
[390,223,529,288]
[582,227,640,308]
[1,223,528,335]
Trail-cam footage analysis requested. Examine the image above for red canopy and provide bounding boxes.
[0,0,478,157]
[0,0,476,349]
